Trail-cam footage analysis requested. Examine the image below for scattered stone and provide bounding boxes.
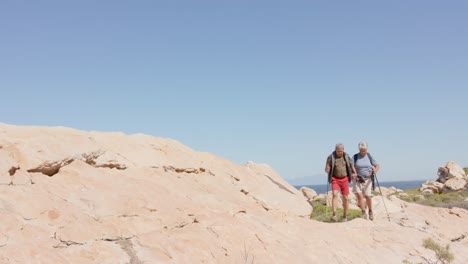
[27,158,74,176]
[8,166,20,176]
[451,234,466,242]
[82,150,128,170]
[163,166,211,175]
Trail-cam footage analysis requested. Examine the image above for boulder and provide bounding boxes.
[419,180,444,194]
[398,193,409,198]
[438,161,466,183]
[313,193,329,206]
[421,189,434,194]
[300,187,318,201]
[389,186,403,193]
[443,178,467,192]
[446,161,466,179]
[377,186,400,197]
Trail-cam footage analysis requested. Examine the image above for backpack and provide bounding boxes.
[327,151,353,184]
[353,153,376,191]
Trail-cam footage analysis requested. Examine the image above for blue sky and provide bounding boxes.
[1,1,467,184]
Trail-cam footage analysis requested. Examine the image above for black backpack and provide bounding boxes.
[353,153,376,191]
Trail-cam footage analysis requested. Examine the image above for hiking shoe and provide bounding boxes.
[342,216,348,222]
[361,211,368,220]
[331,214,338,222]
[369,211,374,221]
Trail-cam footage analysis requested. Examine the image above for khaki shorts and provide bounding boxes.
[353,177,373,197]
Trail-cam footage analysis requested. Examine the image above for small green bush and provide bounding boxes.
[310,201,362,222]
[403,238,454,264]
[422,238,454,264]
[463,167,468,175]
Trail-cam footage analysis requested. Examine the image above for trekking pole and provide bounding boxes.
[374,174,391,221]
[325,179,330,221]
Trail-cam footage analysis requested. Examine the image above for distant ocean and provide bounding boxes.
[294,180,426,194]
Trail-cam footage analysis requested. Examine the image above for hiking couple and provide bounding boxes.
[324,141,380,222]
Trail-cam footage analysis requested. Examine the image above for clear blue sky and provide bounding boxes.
[1,1,467,184]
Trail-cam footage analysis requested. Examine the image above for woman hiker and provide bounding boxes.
[352,141,380,221]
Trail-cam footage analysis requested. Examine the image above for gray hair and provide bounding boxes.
[335,143,344,149]
[358,141,368,149]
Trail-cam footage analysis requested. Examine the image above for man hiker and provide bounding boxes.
[325,143,357,222]
[352,141,380,221]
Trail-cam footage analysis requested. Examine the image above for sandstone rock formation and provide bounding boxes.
[420,180,445,194]
[300,187,318,204]
[444,178,468,192]
[0,123,467,264]
[422,161,468,194]
[437,161,467,183]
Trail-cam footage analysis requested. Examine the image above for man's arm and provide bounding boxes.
[325,156,331,174]
[348,155,357,179]
[351,164,357,180]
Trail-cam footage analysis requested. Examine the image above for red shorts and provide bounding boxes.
[331,176,350,195]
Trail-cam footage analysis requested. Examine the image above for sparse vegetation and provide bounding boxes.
[310,200,362,222]
[464,167,468,175]
[402,238,454,264]
[399,189,468,210]
[422,238,454,264]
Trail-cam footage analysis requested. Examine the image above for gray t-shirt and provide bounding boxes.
[354,153,378,177]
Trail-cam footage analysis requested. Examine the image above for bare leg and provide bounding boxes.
[331,190,339,221]
[332,190,339,214]
[356,193,365,211]
[343,195,348,219]
[366,196,373,220]
[358,192,368,219]
[366,196,372,211]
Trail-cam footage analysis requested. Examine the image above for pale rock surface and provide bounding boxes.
[0,123,467,264]
[446,161,467,179]
[444,178,468,192]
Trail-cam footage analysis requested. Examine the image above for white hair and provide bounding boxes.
[358,141,368,149]
[335,143,344,149]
